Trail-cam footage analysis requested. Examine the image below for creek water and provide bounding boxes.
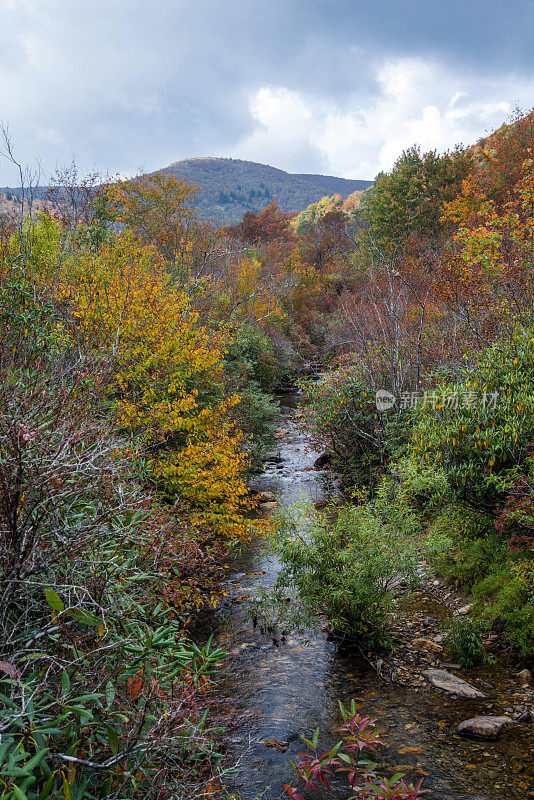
[201,392,534,800]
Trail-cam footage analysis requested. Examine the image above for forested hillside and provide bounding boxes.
[1,107,534,800]
[157,157,372,221]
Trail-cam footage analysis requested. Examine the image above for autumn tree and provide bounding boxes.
[332,240,447,395]
[224,200,295,249]
[299,209,353,272]
[60,232,254,541]
[470,107,534,208]
[438,151,534,352]
[105,171,221,282]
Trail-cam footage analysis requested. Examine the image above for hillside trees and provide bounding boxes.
[438,152,534,352]
[105,172,222,283]
[292,189,365,234]
[300,109,534,653]
[97,170,292,478]
[334,241,447,392]
[471,107,534,207]
[358,145,473,248]
[224,200,295,251]
[299,210,353,273]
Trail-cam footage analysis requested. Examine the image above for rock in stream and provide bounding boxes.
[457,716,514,739]
[422,668,487,699]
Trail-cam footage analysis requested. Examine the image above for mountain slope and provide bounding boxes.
[293,173,373,196]
[158,157,372,223]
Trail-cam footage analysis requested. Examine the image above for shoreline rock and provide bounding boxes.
[517,668,533,686]
[422,668,487,699]
[258,491,276,502]
[411,637,443,653]
[260,501,278,511]
[314,452,332,469]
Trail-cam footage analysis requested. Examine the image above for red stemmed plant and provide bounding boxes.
[284,701,427,800]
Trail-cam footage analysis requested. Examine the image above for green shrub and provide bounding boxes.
[270,497,421,642]
[487,588,534,656]
[429,519,534,657]
[395,457,451,514]
[410,324,534,513]
[476,560,534,656]
[435,529,507,590]
[300,367,410,490]
[233,381,280,471]
[446,617,492,667]
[224,323,293,391]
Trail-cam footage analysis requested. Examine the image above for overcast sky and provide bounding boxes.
[1,0,534,184]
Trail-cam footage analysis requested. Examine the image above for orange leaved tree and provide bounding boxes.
[61,231,253,542]
[105,171,217,282]
[439,153,534,351]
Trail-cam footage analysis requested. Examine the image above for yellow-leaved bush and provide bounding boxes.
[60,232,254,541]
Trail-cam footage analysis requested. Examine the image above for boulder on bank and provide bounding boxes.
[457,716,514,740]
[259,491,276,502]
[455,603,474,615]
[314,452,332,469]
[517,668,533,686]
[422,668,487,699]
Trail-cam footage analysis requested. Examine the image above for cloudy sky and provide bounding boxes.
[1,0,534,184]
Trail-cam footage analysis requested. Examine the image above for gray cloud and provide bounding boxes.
[0,0,533,184]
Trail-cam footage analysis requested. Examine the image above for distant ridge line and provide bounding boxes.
[1,157,374,225]
[158,156,373,222]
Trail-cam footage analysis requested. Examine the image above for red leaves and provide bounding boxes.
[0,661,21,680]
[334,712,384,752]
[283,786,305,800]
[225,202,295,248]
[127,671,144,700]
[286,705,426,800]
[296,754,338,792]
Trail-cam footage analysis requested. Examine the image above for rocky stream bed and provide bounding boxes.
[198,392,534,800]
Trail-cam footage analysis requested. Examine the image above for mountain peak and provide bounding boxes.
[156,157,372,222]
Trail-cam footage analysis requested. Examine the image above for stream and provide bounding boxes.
[200,391,534,800]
